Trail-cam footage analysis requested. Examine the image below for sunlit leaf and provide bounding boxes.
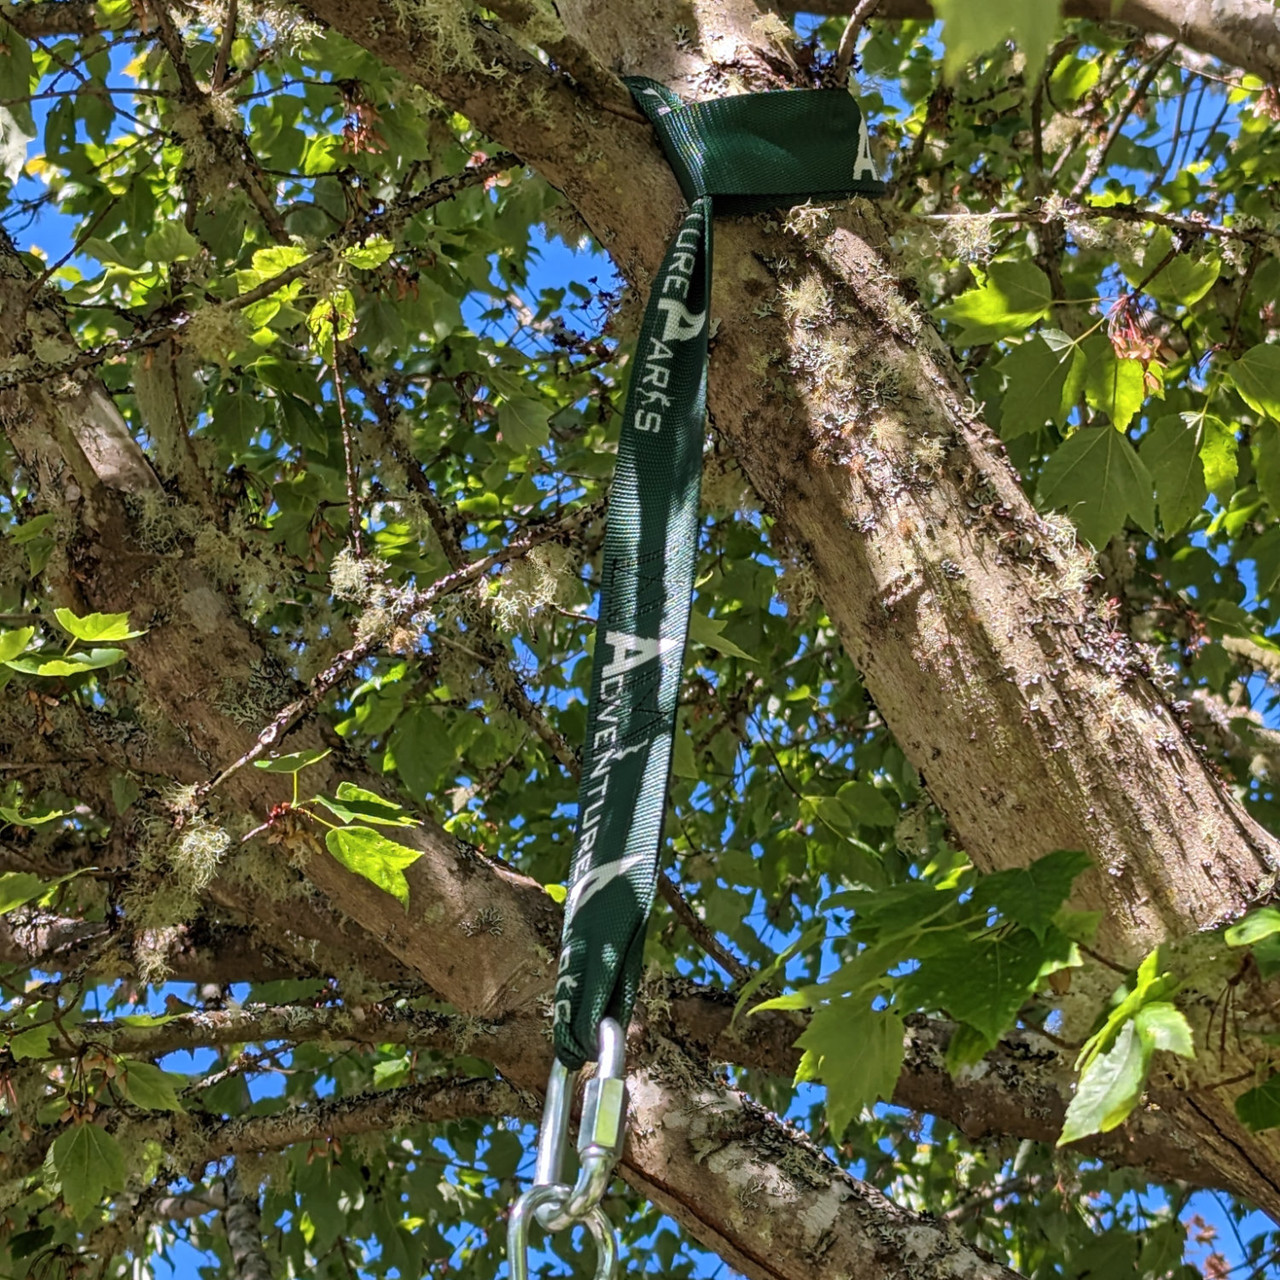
[325,825,422,907]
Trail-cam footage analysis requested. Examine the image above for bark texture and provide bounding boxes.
[6,0,1276,82]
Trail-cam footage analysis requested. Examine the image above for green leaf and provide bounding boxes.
[111,773,140,815]
[343,236,395,270]
[793,1002,904,1139]
[119,1060,186,1111]
[734,921,827,1027]
[9,1227,55,1260]
[897,927,1059,1043]
[1227,344,1280,421]
[313,783,417,828]
[1048,56,1098,104]
[307,289,357,349]
[836,781,897,827]
[748,989,819,1015]
[1083,336,1146,431]
[671,727,698,779]
[388,707,456,800]
[1133,1002,1194,1059]
[1077,949,1175,1072]
[1236,1071,1280,1133]
[324,825,422,908]
[0,869,79,913]
[498,397,550,454]
[931,0,1063,82]
[144,222,200,263]
[938,260,1053,346]
[51,1123,126,1219]
[1059,1020,1150,1145]
[802,793,852,834]
[1254,428,1280,513]
[0,805,67,829]
[1198,415,1238,498]
[1225,907,1280,948]
[5,648,126,676]
[253,748,332,774]
[10,1024,56,1060]
[53,609,146,643]
[1127,229,1220,308]
[688,610,756,661]
[998,332,1082,437]
[943,1022,993,1072]
[372,1054,410,1089]
[0,102,36,188]
[1141,414,1206,534]
[1038,427,1155,547]
[249,245,310,278]
[0,626,35,663]
[972,849,1091,941]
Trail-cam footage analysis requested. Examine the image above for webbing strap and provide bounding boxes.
[552,77,885,1069]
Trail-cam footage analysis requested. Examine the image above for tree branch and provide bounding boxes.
[222,1164,273,1280]
[771,0,1280,84]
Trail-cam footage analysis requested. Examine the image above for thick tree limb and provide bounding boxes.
[5,10,1280,1273]
[44,992,1225,1197]
[5,0,1278,83]
[2,0,99,39]
[772,0,1280,83]
[0,912,298,984]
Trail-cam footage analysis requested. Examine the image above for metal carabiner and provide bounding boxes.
[507,1018,628,1280]
[508,1186,616,1280]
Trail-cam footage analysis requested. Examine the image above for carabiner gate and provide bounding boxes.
[507,1018,627,1280]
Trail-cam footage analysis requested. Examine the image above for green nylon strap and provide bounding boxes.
[552,77,885,1070]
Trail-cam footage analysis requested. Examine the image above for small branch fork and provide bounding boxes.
[831,0,879,88]
[1068,42,1175,197]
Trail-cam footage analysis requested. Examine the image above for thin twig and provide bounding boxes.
[1227,243,1261,353]
[211,0,238,91]
[198,502,602,797]
[914,200,1274,248]
[331,328,364,558]
[658,871,752,984]
[831,0,879,89]
[1129,242,1179,296]
[1070,43,1174,199]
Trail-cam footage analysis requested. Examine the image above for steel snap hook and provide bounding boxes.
[508,1185,617,1280]
[507,1019,627,1280]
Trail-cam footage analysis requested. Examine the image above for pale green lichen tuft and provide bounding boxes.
[488,544,578,631]
[183,305,249,369]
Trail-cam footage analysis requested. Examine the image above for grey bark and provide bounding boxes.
[222,1166,274,1280]
[285,0,1280,1215]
